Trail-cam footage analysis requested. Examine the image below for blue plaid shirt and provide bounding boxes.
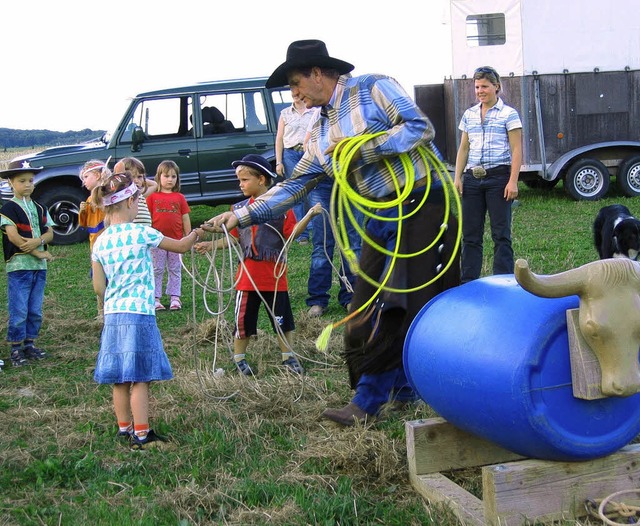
[459,98,522,170]
[234,74,438,227]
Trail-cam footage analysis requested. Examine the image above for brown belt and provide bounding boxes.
[289,144,304,152]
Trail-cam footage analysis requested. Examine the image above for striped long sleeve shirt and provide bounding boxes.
[234,74,439,227]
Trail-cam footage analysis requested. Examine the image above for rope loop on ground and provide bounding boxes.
[584,489,640,525]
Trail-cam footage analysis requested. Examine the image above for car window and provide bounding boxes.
[271,89,294,119]
[119,96,194,142]
[199,91,268,134]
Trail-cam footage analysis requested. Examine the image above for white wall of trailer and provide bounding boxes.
[449,0,640,79]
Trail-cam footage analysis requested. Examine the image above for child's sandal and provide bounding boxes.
[169,297,181,310]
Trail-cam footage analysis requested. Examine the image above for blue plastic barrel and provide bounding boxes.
[403,274,640,461]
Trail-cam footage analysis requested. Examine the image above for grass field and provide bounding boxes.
[0,146,637,525]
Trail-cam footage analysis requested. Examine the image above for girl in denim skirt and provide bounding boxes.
[91,172,203,450]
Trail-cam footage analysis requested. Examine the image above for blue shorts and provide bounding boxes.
[94,313,173,384]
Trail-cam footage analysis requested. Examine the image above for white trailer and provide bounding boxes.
[416,0,640,200]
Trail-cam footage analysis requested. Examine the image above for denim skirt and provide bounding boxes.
[94,313,173,384]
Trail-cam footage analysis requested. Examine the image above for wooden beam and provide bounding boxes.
[412,472,486,526]
[482,444,640,525]
[406,417,524,476]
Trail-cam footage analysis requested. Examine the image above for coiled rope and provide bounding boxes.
[315,134,462,351]
[182,212,344,401]
[585,489,640,525]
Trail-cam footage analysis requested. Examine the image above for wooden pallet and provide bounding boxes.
[406,417,640,525]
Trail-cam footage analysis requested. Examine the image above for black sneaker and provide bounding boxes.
[11,349,28,367]
[117,430,133,440]
[235,359,254,376]
[130,429,167,450]
[282,356,304,375]
[23,346,47,360]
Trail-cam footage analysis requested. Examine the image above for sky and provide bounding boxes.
[0,0,452,133]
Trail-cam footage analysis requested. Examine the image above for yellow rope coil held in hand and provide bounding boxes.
[315,133,462,351]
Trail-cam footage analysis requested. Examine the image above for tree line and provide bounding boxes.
[0,128,106,149]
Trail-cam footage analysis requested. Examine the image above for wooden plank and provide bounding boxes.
[566,308,605,400]
[482,444,640,525]
[406,417,525,476]
[412,472,486,526]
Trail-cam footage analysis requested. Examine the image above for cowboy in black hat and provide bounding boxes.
[204,40,460,426]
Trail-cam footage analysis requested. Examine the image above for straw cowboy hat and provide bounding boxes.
[266,39,354,88]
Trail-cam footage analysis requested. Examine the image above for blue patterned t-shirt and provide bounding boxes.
[91,223,163,315]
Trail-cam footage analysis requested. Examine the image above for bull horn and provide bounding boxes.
[515,259,586,298]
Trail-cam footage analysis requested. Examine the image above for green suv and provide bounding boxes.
[2,77,293,244]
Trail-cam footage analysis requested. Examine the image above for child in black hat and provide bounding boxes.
[0,160,54,368]
[195,154,319,376]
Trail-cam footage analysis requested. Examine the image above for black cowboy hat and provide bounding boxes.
[265,39,354,88]
[0,159,44,179]
[231,154,276,183]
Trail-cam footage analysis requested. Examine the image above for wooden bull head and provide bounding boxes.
[515,258,640,397]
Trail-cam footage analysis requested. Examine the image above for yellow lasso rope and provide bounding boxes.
[315,134,462,351]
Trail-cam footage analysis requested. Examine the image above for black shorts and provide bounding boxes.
[234,290,295,339]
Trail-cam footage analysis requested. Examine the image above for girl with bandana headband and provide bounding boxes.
[90,172,204,450]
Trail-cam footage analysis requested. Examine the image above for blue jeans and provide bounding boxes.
[6,270,47,343]
[353,368,417,415]
[282,148,310,240]
[461,173,514,283]
[307,177,363,309]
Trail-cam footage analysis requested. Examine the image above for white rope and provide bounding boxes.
[585,489,640,525]
[180,206,349,401]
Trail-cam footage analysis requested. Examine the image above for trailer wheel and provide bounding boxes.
[564,158,610,201]
[617,155,640,197]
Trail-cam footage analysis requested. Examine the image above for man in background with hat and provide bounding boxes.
[0,160,54,368]
[204,40,460,426]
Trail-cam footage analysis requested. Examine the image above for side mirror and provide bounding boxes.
[131,126,145,152]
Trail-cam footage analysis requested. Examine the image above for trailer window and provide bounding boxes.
[466,13,506,47]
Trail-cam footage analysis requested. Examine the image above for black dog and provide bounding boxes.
[593,204,640,260]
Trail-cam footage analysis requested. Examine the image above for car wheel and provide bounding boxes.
[36,186,89,245]
[617,155,640,198]
[564,158,610,201]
